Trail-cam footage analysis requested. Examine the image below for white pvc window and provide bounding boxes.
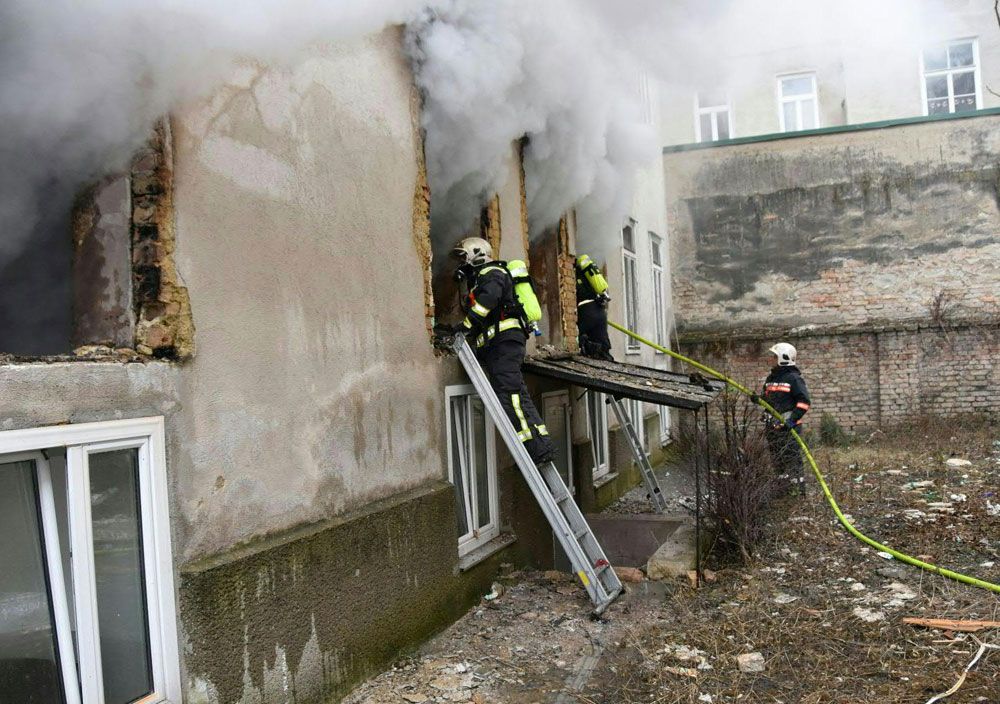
[778,73,819,132]
[694,92,732,142]
[658,406,672,446]
[622,222,640,354]
[586,392,610,481]
[541,391,574,495]
[0,417,181,704]
[921,39,981,115]
[625,398,646,453]
[649,233,666,349]
[446,385,499,556]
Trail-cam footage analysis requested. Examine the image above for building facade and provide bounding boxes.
[659,2,1000,431]
[0,26,676,704]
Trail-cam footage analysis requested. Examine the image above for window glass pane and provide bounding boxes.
[0,461,66,704]
[471,397,491,530]
[953,71,976,96]
[89,448,153,704]
[450,398,470,538]
[927,97,950,114]
[621,225,635,252]
[926,75,949,99]
[782,101,797,131]
[781,76,813,97]
[800,99,817,129]
[698,113,712,141]
[923,46,948,71]
[649,236,661,267]
[949,42,973,68]
[954,94,977,112]
[716,111,730,139]
[624,257,638,333]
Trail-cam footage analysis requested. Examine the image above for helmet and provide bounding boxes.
[451,237,493,267]
[769,342,797,366]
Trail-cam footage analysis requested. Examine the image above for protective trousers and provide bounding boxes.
[577,301,613,361]
[766,427,805,494]
[477,337,556,464]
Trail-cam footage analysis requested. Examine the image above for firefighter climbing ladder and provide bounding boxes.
[453,334,623,615]
[606,396,668,514]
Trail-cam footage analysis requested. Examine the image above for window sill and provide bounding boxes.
[593,471,619,490]
[457,532,517,572]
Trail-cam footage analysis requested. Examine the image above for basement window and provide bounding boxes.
[446,385,500,556]
[0,417,181,704]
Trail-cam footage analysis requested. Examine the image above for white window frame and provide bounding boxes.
[649,232,666,351]
[919,38,981,116]
[541,391,574,495]
[625,398,646,453]
[658,406,672,446]
[0,417,181,704]
[622,222,641,355]
[445,385,500,556]
[777,72,819,132]
[586,391,611,481]
[694,94,733,142]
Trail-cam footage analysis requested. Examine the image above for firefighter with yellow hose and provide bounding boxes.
[574,254,613,361]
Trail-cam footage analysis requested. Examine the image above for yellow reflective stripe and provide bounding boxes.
[475,318,524,347]
[478,266,503,275]
[471,301,491,317]
[511,394,531,440]
[537,424,549,436]
[462,317,473,329]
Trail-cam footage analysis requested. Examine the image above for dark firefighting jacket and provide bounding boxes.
[762,365,811,426]
[461,262,525,348]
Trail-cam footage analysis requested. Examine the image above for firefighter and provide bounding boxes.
[574,254,613,361]
[762,342,811,494]
[448,237,556,465]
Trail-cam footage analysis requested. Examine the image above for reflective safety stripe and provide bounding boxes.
[478,266,504,275]
[795,402,811,410]
[577,299,596,307]
[765,383,792,393]
[462,317,473,329]
[470,301,491,317]
[511,394,532,441]
[475,318,524,347]
[508,265,529,278]
[537,424,549,436]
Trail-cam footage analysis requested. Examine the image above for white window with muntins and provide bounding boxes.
[0,417,181,704]
[921,39,980,115]
[695,91,732,142]
[622,222,640,354]
[777,73,819,132]
[446,385,500,556]
[586,391,610,481]
[649,232,666,350]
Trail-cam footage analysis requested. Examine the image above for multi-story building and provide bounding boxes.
[660,1,1000,430]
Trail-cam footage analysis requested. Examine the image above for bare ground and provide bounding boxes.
[345,424,1000,704]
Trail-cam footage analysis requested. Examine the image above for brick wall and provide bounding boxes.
[682,323,1000,432]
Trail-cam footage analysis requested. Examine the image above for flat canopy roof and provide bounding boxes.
[523,354,724,410]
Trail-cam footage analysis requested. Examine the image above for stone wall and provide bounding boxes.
[666,113,1000,428]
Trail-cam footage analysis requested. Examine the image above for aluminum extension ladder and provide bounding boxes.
[453,334,623,615]
[607,396,668,514]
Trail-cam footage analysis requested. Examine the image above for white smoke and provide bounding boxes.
[405,0,658,263]
[0,0,425,259]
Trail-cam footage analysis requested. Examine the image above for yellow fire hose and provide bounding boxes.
[609,320,1000,595]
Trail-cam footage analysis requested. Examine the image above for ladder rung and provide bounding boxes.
[554,492,571,503]
[574,528,588,539]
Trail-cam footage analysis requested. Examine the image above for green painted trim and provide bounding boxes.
[663,107,1000,154]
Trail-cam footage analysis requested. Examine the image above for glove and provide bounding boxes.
[784,419,798,432]
[433,322,460,336]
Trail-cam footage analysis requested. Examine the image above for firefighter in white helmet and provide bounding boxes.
[762,342,811,494]
[445,237,555,465]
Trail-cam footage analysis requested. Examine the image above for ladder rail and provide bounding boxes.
[452,334,622,614]
[608,396,668,513]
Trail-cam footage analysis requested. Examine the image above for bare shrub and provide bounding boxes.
[697,390,785,564]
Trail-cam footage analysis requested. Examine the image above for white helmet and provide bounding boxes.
[769,342,797,366]
[451,237,493,267]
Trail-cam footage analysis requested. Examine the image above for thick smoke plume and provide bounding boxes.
[406,1,658,263]
[0,0,424,259]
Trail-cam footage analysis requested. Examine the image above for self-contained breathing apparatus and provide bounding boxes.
[455,260,543,338]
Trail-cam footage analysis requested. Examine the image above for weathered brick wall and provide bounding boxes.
[667,113,1000,428]
[682,323,1000,432]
